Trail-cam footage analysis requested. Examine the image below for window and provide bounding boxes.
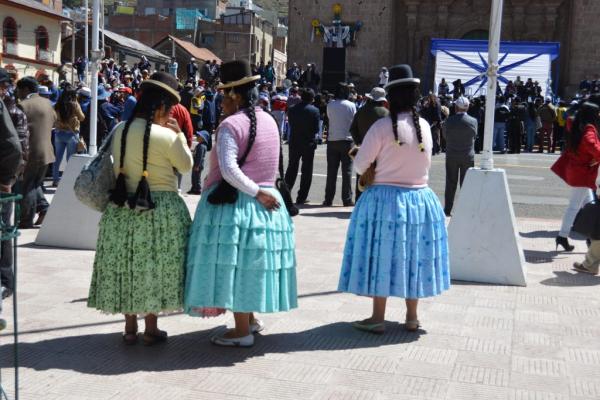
[228,33,240,43]
[35,26,50,61]
[2,17,17,54]
[201,35,215,46]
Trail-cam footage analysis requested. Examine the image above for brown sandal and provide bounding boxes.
[143,330,168,346]
[122,332,138,345]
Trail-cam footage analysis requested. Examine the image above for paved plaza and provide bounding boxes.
[1,179,600,399]
[0,199,600,400]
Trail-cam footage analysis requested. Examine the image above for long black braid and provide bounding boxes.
[109,85,177,208]
[233,82,259,163]
[387,84,425,152]
[109,102,140,207]
[411,106,425,152]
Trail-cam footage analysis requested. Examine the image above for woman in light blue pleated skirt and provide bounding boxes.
[338,64,450,334]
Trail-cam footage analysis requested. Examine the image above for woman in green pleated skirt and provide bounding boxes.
[87,72,194,345]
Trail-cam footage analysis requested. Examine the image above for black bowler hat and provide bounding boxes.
[217,60,261,90]
[385,64,420,89]
[140,71,181,102]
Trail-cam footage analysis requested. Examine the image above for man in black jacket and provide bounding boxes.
[0,88,23,300]
[284,89,320,204]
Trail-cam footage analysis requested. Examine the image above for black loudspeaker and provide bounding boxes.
[323,48,346,71]
[322,48,346,92]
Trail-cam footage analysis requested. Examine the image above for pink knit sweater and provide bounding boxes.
[205,107,280,189]
[354,113,433,188]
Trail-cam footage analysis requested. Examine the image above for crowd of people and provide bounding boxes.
[2,52,600,342]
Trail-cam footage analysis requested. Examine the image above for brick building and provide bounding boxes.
[288,0,600,96]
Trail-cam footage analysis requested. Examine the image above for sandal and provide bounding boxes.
[143,330,168,346]
[351,320,385,334]
[211,333,254,348]
[405,320,421,332]
[573,262,599,275]
[250,318,265,334]
[122,332,138,345]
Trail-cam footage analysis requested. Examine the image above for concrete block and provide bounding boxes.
[35,155,101,250]
[448,168,527,286]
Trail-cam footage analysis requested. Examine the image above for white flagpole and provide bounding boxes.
[84,0,89,85]
[89,0,101,156]
[480,0,504,170]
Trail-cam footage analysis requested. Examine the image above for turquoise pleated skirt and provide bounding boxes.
[185,187,298,314]
[338,185,450,299]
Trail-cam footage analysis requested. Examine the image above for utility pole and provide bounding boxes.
[89,0,101,156]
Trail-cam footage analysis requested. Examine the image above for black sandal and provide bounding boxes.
[143,330,168,346]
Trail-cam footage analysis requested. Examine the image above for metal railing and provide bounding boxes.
[0,193,21,400]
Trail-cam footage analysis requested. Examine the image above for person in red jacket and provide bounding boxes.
[170,103,194,147]
[551,102,600,251]
[169,103,194,190]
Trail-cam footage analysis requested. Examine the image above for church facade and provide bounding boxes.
[287,0,600,96]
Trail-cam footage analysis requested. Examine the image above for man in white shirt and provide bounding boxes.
[324,83,357,206]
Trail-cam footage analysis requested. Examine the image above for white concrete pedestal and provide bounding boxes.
[36,155,101,250]
[448,168,527,286]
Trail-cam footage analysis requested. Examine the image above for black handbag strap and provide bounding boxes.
[264,110,286,180]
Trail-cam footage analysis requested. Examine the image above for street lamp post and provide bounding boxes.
[89,0,101,156]
[84,0,89,85]
[480,0,504,171]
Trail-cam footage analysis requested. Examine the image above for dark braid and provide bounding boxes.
[240,106,257,163]
[141,103,156,176]
[110,102,140,207]
[411,106,425,152]
[387,84,425,152]
[389,100,403,145]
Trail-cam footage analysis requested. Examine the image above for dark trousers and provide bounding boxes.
[432,126,441,154]
[539,122,554,153]
[285,144,315,202]
[18,164,49,227]
[444,156,474,214]
[191,144,208,193]
[551,123,564,153]
[325,141,353,204]
[0,201,14,290]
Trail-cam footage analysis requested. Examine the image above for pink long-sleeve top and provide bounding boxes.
[354,112,433,188]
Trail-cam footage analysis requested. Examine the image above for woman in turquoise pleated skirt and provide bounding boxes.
[185,60,297,347]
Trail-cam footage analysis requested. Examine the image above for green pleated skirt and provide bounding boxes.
[88,192,191,314]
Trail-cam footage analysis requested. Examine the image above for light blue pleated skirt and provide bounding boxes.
[338,185,450,299]
[185,186,298,314]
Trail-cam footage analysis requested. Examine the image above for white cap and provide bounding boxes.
[455,96,470,110]
[365,87,386,102]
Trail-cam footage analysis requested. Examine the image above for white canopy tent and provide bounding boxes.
[430,39,560,97]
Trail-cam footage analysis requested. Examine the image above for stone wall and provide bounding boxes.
[288,0,595,96]
[565,0,600,93]
[287,0,395,91]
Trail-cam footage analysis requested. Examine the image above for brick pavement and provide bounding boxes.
[1,201,600,400]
